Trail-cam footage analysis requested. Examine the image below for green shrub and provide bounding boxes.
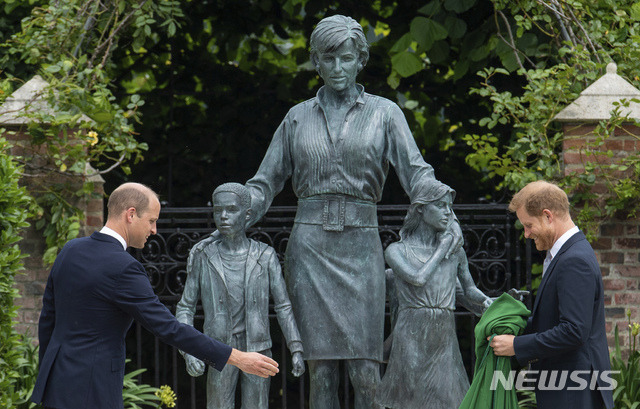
[122,361,176,409]
[611,311,640,409]
[0,136,38,408]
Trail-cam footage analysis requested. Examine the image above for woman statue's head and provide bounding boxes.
[399,178,456,240]
[309,15,370,73]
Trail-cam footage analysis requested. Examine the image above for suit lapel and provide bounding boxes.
[531,231,586,316]
[203,241,227,290]
[244,241,263,288]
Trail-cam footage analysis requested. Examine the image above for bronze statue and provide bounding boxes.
[241,15,465,408]
[176,183,304,409]
[194,15,462,408]
[376,178,491,409]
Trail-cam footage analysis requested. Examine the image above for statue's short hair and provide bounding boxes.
[107,183,158,218]
[212,183,251,209]
[310,15,370,70]
[509,180,569,217]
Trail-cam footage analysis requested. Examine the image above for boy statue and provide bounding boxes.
[176,183,305,408]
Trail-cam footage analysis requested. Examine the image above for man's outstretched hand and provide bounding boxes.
[227,349,279,378]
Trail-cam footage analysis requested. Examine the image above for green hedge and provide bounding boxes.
[0,136,39,408]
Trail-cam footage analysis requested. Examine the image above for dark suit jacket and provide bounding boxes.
[513,231,614,409]
[32,232,232,409]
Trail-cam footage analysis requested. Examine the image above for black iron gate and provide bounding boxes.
[128,204,533,408]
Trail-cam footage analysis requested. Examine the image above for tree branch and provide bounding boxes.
[93,0,150,57]
[566,6,602,63]
[495,10,533,76]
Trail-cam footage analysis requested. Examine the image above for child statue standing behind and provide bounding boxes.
[176,183,305,408]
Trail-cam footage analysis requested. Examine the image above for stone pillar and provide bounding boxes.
[0,76,105,337]
[556,63,640,352]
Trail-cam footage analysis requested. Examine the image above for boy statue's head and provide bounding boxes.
[212,183,252,237]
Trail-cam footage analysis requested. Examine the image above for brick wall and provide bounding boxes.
[6,127,105,338]
[562,123,640,353]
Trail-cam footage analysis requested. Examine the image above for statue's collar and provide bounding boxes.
[314,84,365,109]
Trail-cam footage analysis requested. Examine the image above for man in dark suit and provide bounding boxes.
[490,180,613,409]
[32,182,279,409]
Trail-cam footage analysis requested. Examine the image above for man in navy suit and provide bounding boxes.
[490,180,613,409]
[32,182,279,409]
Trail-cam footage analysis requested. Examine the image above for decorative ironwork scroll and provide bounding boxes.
[128,204,531,409]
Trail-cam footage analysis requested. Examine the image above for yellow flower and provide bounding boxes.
[630,322,640,338]
[155,385,177,408]
[87,131,99,146]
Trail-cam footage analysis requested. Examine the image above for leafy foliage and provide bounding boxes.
[459,0,640,237]
[3,1,639,255]
[517,389,537,408]
[0,137,38,407]
[104,0,510,205]
[122,361,176,409]
[0,0,183,263]
[611,312,640,408]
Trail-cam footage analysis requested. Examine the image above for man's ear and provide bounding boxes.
[125,207,136,223]
[542,209,553,224]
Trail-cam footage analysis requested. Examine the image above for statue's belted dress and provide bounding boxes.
[246,85,435,361]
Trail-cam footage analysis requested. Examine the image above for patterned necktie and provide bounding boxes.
[542,251,552,276]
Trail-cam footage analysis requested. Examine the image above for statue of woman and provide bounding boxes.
[376,178,491,409]
[193,15,462,408]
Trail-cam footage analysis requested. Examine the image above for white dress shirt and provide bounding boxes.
[99,226,127,250]
[543,225,580,276]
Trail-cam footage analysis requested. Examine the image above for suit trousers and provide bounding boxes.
[206,332,271,409]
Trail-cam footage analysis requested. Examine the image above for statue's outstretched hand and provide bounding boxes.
[291,351,305,377]
[482,297,494,311]
[185,354,205,377]
[507,288,530,302]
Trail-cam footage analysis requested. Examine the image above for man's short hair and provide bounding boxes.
[509,180,570,217]
[309,15,370,70]
[107,183,158,218]
[212,183,251,209]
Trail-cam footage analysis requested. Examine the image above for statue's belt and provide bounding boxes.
[295,195,378,232]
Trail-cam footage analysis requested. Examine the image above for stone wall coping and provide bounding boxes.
[0,75,93,125]
[555,63,640,123]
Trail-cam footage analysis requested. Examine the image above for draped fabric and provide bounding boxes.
[458,293,531,409]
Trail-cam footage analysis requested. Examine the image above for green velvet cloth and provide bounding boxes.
[459,293,531,409]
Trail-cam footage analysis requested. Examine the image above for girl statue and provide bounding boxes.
[376,178,492,409]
